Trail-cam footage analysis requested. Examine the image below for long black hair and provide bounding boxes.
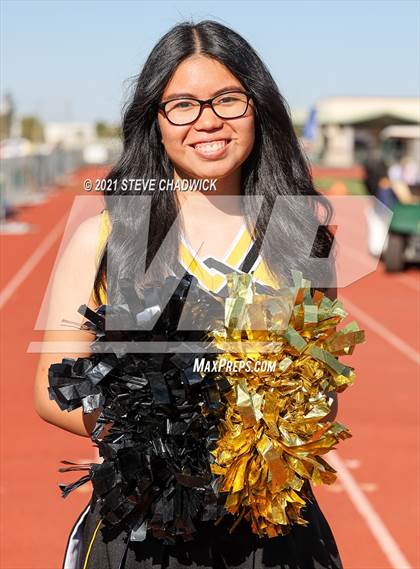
[93,19,336,306]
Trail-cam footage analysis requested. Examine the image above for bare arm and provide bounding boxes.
[390,180,418,204]
[33,213,106,438]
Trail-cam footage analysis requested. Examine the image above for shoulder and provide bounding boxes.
[45,212,106,328]
[75,212,103,238]
[55,212,105,275]
[70,210,111,266]
[70,213,103,254]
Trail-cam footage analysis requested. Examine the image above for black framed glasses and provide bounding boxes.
[158,90,252,126]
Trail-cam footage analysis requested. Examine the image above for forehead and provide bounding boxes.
[162,55,243,99]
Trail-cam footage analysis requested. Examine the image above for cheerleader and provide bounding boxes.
[34,19,343,569]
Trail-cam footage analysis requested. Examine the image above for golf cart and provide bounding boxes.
[380,126,420,272]
[385,202,420,271]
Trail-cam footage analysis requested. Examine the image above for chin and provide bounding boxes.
[187,160,239,180]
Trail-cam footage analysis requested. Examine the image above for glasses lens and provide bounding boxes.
[165,99,201,125]
[213,92,248,119]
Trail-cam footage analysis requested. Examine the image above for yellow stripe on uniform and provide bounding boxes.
[82,518,102,569]
[178,240,227,293]
[94,210,281,301]
[223,224,253,268]
[251,256,279,289]
[95,209,111,268]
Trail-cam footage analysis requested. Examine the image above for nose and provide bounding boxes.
[194,102,224,130]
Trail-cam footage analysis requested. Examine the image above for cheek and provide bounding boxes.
[247,126,255,149]
[239,118,255,155]
[159,121,188,157]
[158,120,172,146]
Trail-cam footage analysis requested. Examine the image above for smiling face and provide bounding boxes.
[157,55,255,186]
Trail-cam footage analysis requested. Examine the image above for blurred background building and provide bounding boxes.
[299,96,420,167]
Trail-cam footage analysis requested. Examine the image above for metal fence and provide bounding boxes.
[0,148,84,218]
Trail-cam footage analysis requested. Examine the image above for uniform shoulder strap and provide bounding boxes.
[95,208,111,267]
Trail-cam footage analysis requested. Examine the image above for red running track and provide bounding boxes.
[0,167,418,569]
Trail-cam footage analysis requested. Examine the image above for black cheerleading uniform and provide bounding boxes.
[64,480,342,569]
[60,211,343,569]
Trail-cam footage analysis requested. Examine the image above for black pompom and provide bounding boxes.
[48,273,229,544]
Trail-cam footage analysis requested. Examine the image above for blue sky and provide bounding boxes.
[1,0,419,123]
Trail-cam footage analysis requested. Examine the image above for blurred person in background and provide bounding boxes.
[363,146,396,256]
[363,146,397,206]
[388,154,420,204]
[363,148,419,257]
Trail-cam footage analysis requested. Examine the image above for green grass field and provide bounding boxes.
[314,177,367,195]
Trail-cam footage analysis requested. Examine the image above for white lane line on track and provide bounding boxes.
[339,293,420,365]
[329,451,413,569]
[0,216,67,310]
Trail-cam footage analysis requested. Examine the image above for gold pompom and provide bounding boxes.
[207,270,365,538]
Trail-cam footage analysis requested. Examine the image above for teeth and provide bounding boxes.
[194,140,227,151]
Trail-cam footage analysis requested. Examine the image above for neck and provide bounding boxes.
[173,167,242,209]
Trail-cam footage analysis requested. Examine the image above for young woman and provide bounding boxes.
[34,19,341,569]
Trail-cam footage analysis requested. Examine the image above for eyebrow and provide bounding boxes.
[163,85,244,100]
